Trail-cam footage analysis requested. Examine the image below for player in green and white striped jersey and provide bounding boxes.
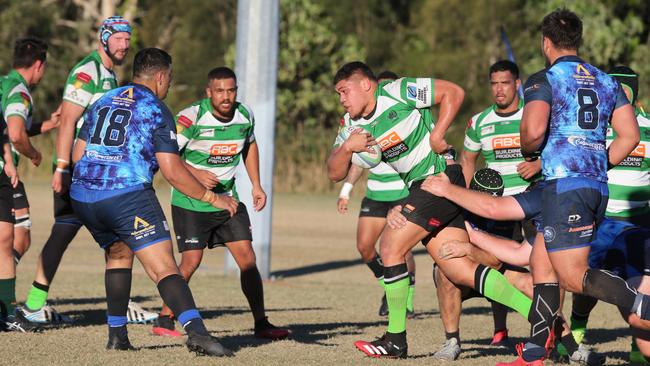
[329,62,533,359]
[0,38,49,332]
[335,70,417,319]
[152,67,289,341]
[456,60,541,349]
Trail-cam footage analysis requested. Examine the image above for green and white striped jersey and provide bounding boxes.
[337,78,446,186]
[0,70,34,167]
[171,99,255,212]
[62,50,118,131]
[334,115,408,202]
[605,109,650,218]
[463,100,538,196]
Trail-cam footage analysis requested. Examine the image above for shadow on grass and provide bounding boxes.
[201,306,329,320]
[49,295,155,306]
[271,248,429,279]
[215,320,388,351]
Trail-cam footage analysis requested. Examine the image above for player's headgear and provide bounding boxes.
[469,168,504,196]
[609,66,639,106]
[99,16,132,52]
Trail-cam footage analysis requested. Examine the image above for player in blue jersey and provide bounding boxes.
[69,48,238,356]
[497,9,646,366]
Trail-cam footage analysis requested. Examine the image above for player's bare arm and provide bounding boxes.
[465,221,532,267]
[326,129,376,182]
[3,142,18,188]
[459,149,479,187]
[157,152,238,216]
[516,159,541,179]
[53,101,85,193]
[608,103,640,166]
[430,79,464,153]
[520,100,550,155]
[183,160,219,189]
[7,115,41,166]
[243,140,266,211]
[420,173,525,220]
[337,164,363,214]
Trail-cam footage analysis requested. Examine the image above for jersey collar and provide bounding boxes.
[491,98,524,117]
[552,55,583,66]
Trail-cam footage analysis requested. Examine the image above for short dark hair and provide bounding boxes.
[13,37,48,69]
[207,67,237,83]
[333,61,377,85]
[377,70,398,81]
[489,60,519,79]
[133,48,172,78]
[541,8,582,51]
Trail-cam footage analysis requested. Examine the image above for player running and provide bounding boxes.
[328,62,533,359]
[19,16,157,325]
[0,38,47,332]
[568,67,650,364]
[69,47,235,356]
[150,67,289,340]
[496,9,646,366]
[336,70,416,318]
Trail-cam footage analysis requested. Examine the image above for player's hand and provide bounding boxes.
[420,173,451,197]
[52,169,71,194]
[430,133,452,154]
[30,150,42,167]
[438,240,471,260]
[4,164,18,188]
[516,159,541,180]
[343,128,377,154]
[337,197,349,214]
[386,205,408,230]
[212,194,238,217]
[194,169,219,189]
[252,185,266,212]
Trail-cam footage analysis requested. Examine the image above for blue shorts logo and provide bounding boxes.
[543,226,556,242]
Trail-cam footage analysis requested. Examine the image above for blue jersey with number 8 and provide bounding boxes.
[73,83,179,191]
[523,55,628,182]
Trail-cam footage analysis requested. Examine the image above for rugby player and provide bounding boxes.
[150,67,289,340]
[0,38,55,265]
[328,62,533,359]
[70,47,235,356]
[336,70,417,318]
[485,9,645,365]
[0,38,47,332]
[20,16,157,325]
[431,60,541,359]
[567,67,650,364]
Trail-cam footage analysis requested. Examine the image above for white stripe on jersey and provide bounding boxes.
[607,169,649,187]
[367,179,407,192]
[389,130,431,175]
[606,198,648,213]
[186,160,237,181]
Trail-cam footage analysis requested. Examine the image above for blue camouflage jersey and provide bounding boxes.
[72,84,178,193]
[523,56,628,182]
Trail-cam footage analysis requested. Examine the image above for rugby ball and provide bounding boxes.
[337,125,382,169]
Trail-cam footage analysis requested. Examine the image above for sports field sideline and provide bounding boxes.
[2,181,636,365]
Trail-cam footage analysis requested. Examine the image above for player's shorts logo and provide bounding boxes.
[131,216,157,240]
[543,226,556,242]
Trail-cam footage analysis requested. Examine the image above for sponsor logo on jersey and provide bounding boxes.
[131,216,157,240]
[208,143,238,164]
[388,110,398,120]
[466,119,473,130]
[492,135,522,160]
[573,64,595,84]
[103,80,112,90]
[177,115,193,128]
[169,131,177,140]
[74,72,92,89]
[617,144,646,168]
[568,224,594,238]
[481,125,495,135]
[112,87,135,106]
[379,131,408,159]
[568,214,581,223]
[176,124,185,134]
[406,82,429,105]
[19,92,31,108]
[567,136,606,151]
[86,150,124,161]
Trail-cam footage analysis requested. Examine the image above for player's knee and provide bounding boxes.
[238,251,257,271]
[356,241,375,261]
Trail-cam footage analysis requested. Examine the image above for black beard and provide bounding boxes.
[108,50,126,66]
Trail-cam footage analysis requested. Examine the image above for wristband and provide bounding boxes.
[56,158,69,169]
[200,189,215,203]
[55,167,69,174]
[339,182,353,199]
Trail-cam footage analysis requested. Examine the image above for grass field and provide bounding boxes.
[4,182,640,365]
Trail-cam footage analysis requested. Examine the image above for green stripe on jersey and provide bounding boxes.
[463,101,538,194]
[171,99,255,212]
[344,78,446,185]
[606,110,650,217]
[1,70,34,167]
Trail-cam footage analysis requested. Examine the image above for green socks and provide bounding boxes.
[474,264,531,319]
[384,263,410,335]
[0,277,17,315]
[25,282,50,311]
[406,273,415,312]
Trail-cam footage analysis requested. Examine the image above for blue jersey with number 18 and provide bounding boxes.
[523,55,628,182]
[73,83,179,191]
